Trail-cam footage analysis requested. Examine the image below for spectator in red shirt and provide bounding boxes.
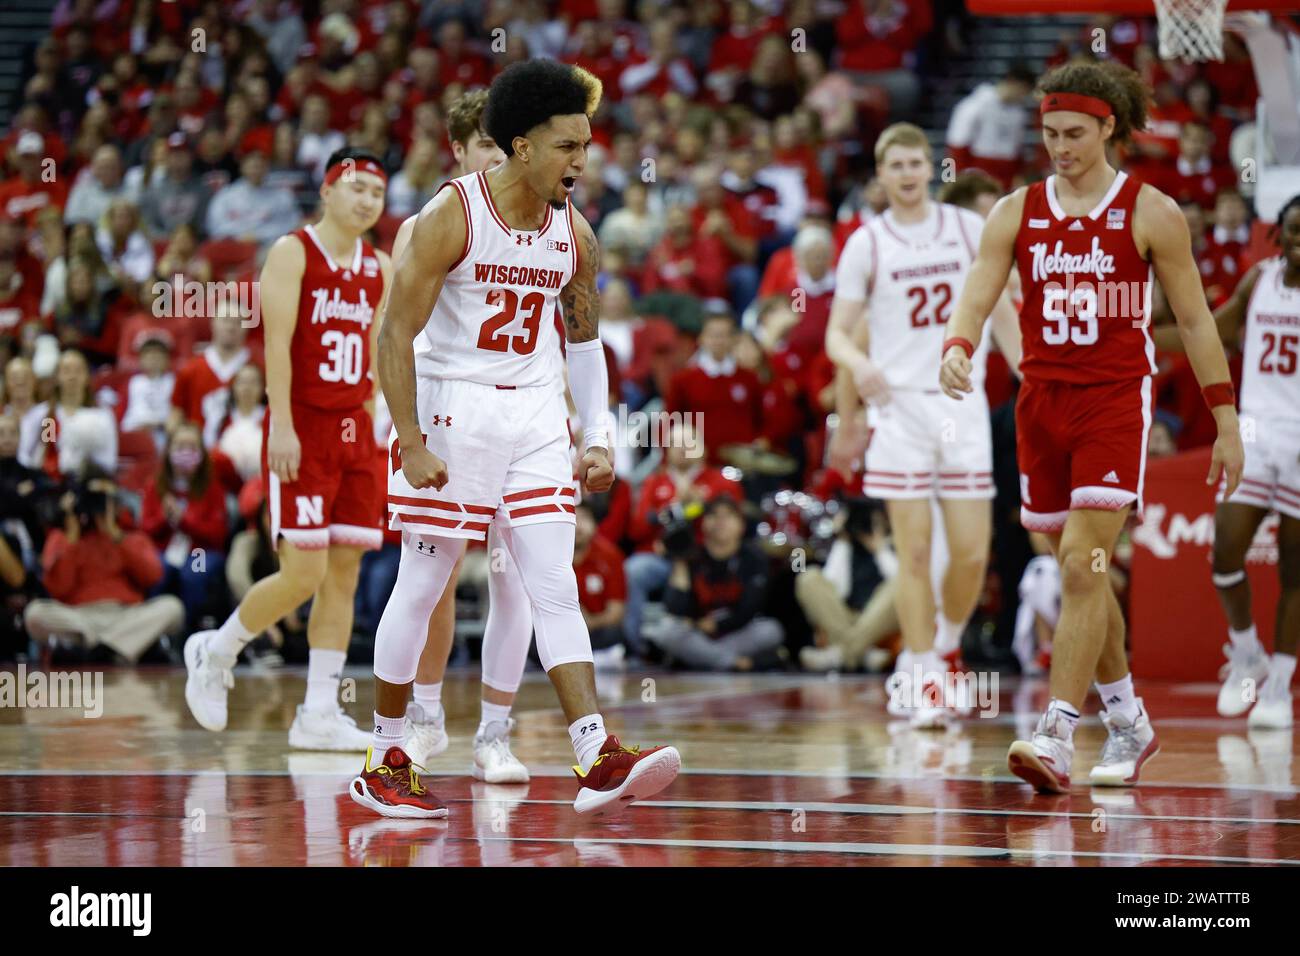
[1155,122,1235,213]
[620,20,699,101]
[624,417,744,653]
[435,19,491,90]
[142,421,231,631]
[23,467,184,662]
[1206,189,1251,291]
[169,305,254,446]
[756,222,836,360]
[735,326,806,463]
[573,502,629,669]
[666,312,764,466]
[0,253,41,340]
[641,203,730,301]
[0,132,68,230]
[834,0,927,118]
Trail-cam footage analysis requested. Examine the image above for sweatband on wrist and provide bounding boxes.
[1202,382,1236,409]
[943,336,975,359]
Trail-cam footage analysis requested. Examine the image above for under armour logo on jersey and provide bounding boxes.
[430,415,452,427]
[414,540,438,556]
[296,495,324,526]
[515,233,533,246]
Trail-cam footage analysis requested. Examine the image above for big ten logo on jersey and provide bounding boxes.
[296,495,324,526]
[547,239,569,253]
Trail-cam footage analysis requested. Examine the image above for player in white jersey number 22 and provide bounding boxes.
[826,123,1021,728]
[351,60,680,820]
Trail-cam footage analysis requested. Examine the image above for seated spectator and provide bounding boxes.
[215,363,267,480]
[19,348,118,477]
[649,494,784,671]
[139,132,209,241]
[1206,189,1251,289]
[619,20,698,100]
[387,136,444,219]
[96,198,156,287]
[154,222,212,286]
[945,63,1034,190]
[141,421,230,632]
[597,180,661,269]
[732,34,801,121]
[665,311,764,466]
[0,131,69,229]
[641,202,730,301]
[0,410,49,615]
[1154,122,1235,213]
[170,305,254,444]
[573,502,628,670]
[64,144,135,226]
[52,254,127,364]
[624,419,742,649]
[23,467,184,663]
[205,145,302,249]
[296,93,347,184]
[267,122,313,213]
[0,519,29,661]
[796,497,900,672]
[735,326,807,463]
[754,223,835,359]
[595,277,641,382]
[834,0,929,119]
[797,49,864,145]
[2,356,38,420]
[121,332,176,447]
[0,252,41,337]
[40,220,105,319]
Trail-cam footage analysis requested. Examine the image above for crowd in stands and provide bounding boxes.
[0,0,1273,674]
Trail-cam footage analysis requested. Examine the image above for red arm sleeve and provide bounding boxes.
[139,484,170,545]
[40,530,78,601]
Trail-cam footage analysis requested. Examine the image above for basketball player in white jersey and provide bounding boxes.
[351,60,679,819]
[1155,194,1300,728]
[826,123,1021,728]
[381,90,534,784]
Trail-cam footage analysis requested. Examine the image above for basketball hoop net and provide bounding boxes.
[1152,0,1229,61]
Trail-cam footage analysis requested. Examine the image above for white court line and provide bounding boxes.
[3,764,1296,795]
[503,797,1300,827]
[476,835,1300,865]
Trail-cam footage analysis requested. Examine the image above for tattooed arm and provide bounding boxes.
[560,208,615,492]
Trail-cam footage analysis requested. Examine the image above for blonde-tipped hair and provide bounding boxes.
[874,123,932,166]
[572,65,603,116]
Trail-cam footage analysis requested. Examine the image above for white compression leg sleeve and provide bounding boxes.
[495,520,594,670]
[373,532,467,685]
[480,523,535,694]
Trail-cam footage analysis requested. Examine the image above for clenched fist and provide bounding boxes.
[401,443,449,491]
[580,446,614,494]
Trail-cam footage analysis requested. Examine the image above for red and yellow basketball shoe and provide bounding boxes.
[572,735,681,815]
[349,746,448,819]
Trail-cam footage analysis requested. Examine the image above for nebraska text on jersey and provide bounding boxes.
[1028,236,1117,283]
[472,262,567,289]
[309,287,375,328]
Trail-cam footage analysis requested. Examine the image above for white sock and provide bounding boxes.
[1095,674,1140,722]
[570,713,607,773]
[1229,624,1262,654]
[411,682,443,723]
[1269,652,1297,691]
[477,700,512,738]
[894,648,916,674]
[1043,698,1081,742]
[211,608,255,657]
[370,712,406,765]
[305,648,345,713]
[933,614,964,658]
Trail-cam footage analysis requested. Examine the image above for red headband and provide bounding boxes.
[322,159,388,188]
[1040,92,1114,120]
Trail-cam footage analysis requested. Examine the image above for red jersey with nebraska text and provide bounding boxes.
[1014,171,1156,385]
[291,224,384,410]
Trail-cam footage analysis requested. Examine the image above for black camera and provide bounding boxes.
[844,496,884,540]
[652,501,702,559]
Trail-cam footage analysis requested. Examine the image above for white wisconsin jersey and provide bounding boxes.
[835,202,990,389]
[1239,256,1300,426]
[415,170,577,388]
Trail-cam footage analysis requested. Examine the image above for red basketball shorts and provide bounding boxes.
[262,403,383,551]
[1015,375,1152,533]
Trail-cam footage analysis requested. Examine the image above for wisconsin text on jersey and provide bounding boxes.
[472,262,568,289]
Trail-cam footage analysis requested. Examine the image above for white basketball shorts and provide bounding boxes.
[863,388,993,500]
